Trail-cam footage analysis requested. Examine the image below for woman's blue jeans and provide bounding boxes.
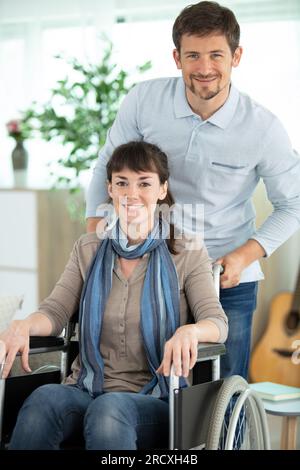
[220,281,258,379]
[8,385,169,450]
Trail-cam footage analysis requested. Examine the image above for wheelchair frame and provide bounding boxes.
[169,265,224,449]
[0,265,270,450]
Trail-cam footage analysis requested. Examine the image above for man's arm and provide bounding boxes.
[251,116,300,255]
[85,85,143,228]
[216,239,266,289]
[217,116,300,288]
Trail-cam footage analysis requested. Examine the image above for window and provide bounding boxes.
[112,20,178,83]
[234,20,300,149]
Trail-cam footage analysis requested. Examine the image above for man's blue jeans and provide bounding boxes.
[220,281,258,379]
[9,385,169,450]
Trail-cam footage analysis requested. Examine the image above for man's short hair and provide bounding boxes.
[172,1,240,54]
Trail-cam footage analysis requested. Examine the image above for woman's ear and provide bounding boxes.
[159,181,168,200]
[107,180,113,198]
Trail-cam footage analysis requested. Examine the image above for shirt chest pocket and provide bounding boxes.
[209,158,251,176]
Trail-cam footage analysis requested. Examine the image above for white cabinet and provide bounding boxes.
[0,189,84,317]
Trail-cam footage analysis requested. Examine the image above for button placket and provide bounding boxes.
[119,282,128,357]
[186,122,205,162]
[181,130,205,197]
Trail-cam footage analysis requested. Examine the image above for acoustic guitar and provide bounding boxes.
[250,269,300,387]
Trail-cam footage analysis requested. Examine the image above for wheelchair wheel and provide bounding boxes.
[206,375,270,450]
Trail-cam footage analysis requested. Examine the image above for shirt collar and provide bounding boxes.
[207,84,240,129]
[174,78,240,129]
[174,78,195,118]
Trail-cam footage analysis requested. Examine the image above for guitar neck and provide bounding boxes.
[291,268,300,312]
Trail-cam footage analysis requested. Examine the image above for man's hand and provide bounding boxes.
[215,239,266,289]
[215,251,246,289]
[156,325,199,378]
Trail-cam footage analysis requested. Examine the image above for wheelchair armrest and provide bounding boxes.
[169,343,225,386]
[29,336,64,348]
[25,336,66,355]
[197,342,226,361]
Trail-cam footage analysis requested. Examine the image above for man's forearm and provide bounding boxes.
[216,238,266,288]
[252,199,300,257]
[235,239,266,267]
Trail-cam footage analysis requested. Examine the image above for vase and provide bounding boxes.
[11,140,28,187]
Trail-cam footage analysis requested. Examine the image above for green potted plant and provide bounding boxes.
[22,40,151,194]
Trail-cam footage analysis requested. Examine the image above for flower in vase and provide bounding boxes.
[6,119,29,142]
[6,119,29,174]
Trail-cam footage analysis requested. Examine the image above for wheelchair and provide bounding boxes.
[0,265,270,450]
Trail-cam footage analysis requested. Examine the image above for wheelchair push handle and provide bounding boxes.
[212,263,224,297]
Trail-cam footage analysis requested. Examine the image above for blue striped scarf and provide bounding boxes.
[77,218,187,399]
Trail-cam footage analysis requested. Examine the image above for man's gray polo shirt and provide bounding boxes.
[86,77,300,282]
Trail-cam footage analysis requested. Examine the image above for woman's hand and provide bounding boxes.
[0,320,31,379]
[156,325,198,378]
[156,320,221,377]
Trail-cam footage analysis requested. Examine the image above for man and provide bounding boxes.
[85,1,300,379]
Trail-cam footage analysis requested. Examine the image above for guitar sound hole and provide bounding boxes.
[285,310,300,334]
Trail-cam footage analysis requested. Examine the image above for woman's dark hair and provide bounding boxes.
[172,1,240,55]
[106,141,178,254]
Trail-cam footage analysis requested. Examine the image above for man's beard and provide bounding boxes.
[188,75,221,101]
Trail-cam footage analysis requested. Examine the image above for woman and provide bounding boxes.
[1,141,228,450]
